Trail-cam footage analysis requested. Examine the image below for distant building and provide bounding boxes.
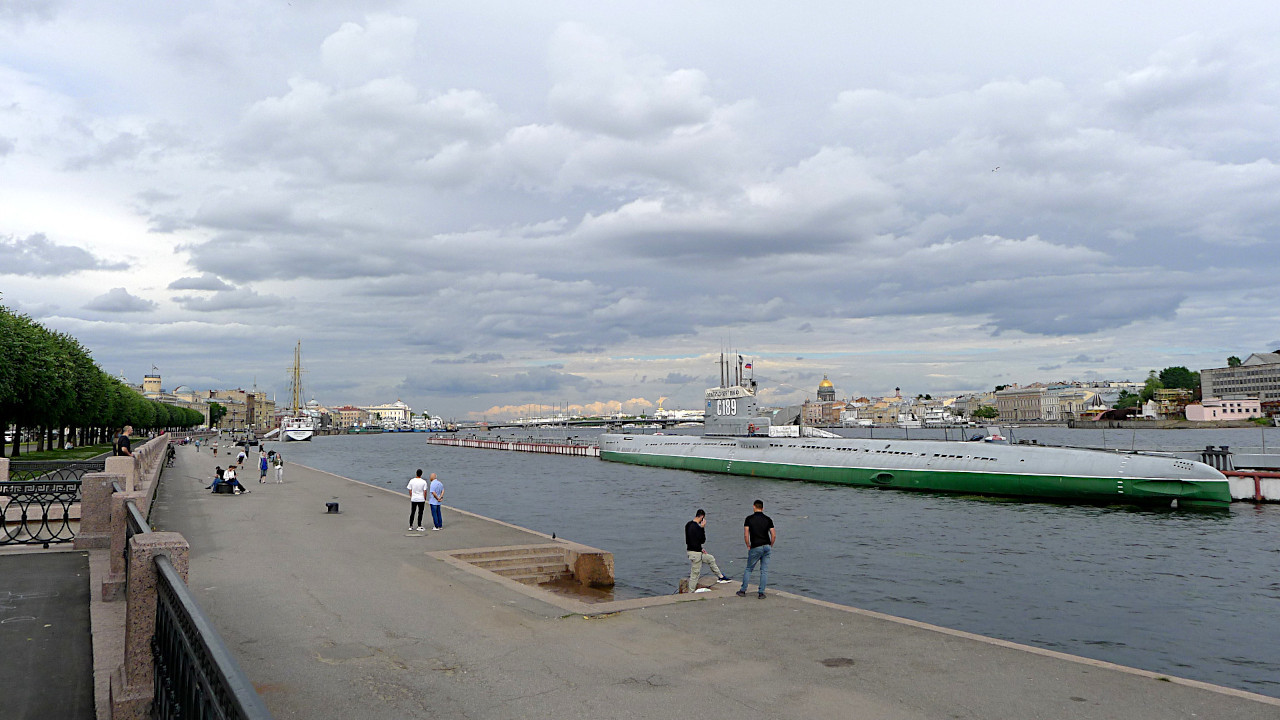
[802,376,840,425]
[996,386,1045,421]
[1201,352,1280,405]
[331,405,370,429]
[362,400,412,427]
[137,373,211,427]
[1186,397,1262,422]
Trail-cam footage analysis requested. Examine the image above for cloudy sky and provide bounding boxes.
[2,2,1278,419]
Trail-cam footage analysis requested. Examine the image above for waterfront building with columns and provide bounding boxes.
[361,400,412,427]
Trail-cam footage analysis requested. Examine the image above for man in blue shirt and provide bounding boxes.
[428,473,445,530]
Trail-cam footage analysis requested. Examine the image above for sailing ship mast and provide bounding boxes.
[289,341,304,416]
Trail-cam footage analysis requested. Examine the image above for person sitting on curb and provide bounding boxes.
[685,509,732,592]
[222,466,249,495]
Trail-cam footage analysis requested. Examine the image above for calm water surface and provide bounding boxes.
[276,429,1280,697]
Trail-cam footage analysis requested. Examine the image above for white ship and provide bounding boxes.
[281,341,314,442]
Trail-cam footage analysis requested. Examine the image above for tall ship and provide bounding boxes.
[281,341,315,442]
[599,355,1231,508]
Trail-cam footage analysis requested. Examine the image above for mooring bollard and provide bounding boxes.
[326,502,340,513]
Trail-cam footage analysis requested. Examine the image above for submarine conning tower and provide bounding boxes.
[704,353,772,436]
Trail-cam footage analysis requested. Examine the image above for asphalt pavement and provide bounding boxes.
[0,550,95,720]
[151,442,1280,720]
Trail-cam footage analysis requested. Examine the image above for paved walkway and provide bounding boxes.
[155,444,1280,719]
[0,549,95,720]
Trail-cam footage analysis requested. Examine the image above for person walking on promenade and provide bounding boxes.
[212,439,218,457]
[407,470,428,532]
[195,438,201,452]
[737,499,775,599]
[428,473,445,530]
[113,425,133,456]
[237,448,246,469]
[685,509,732,592]
[273,452,285,483]
[258,450,269,483]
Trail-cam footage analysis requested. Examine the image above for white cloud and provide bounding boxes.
[320,15,419,86]
[83,287,156,313]
[4,8,1280,416]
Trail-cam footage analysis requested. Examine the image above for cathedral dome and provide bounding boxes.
[817,374,836,401]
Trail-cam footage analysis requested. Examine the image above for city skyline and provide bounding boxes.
[3,3,1278,419]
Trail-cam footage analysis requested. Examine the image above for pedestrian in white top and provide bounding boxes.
[406,469,428,532]
[428,473,445,530]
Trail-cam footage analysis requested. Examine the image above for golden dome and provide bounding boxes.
[819,375,834,388]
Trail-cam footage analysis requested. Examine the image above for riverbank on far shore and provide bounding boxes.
[149,443,1280,719]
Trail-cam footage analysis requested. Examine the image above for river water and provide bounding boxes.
[276,428,1280,698]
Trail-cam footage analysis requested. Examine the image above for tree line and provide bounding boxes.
[1,302,204,457]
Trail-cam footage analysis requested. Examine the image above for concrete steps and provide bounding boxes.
[452,545,573,586]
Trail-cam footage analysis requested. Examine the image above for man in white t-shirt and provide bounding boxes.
[428,473,445,530]
[406,469,428,532]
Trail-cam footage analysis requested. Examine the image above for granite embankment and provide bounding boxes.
[151,444,1280,720]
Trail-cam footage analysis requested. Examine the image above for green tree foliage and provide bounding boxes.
[1227,356,1242,367]
[1115,390,1142,410]
[208,401,228,426]
[0,302,202,456]
[1158,366,1199,391]
[972,405,999,419]
[1139,370,1163,403]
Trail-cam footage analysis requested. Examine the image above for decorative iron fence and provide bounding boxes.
[7,460,107,483]
[0,480,81,546]
[151,554,273,719]
[118,491,273,719]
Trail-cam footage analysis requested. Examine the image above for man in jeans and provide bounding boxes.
[685,509,731,592]
[737,499,775,599]
[407,469,428,532]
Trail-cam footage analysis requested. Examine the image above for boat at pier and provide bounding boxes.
[599,356,1232,508]
[280,341,314,442]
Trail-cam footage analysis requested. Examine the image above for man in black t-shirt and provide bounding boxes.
[113,426,134,457]
[684,509,731,592]
[737,499,775,599]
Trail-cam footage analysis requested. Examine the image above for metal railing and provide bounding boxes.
[7,459,107,483]
[152,554,273,719]
[0,479,81,546]
[117,487,273,719]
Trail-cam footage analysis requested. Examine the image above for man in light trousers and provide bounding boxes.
[685,509,731,591]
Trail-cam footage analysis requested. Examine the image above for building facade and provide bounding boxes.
[1186,397,1263,421]
[362,400,412,427]
[996,386,1046,421]
[1202,352,1280,404]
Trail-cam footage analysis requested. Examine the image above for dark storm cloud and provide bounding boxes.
[1,233,125,276]
[399,366,593,395]
[184,232,412,282]
[83,288,156,313]
[432,353,505,364]
[171,288,284,312]
[550,344,605,354]
[167,273,234,291]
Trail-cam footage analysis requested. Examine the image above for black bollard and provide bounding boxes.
[326,502,340,513]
